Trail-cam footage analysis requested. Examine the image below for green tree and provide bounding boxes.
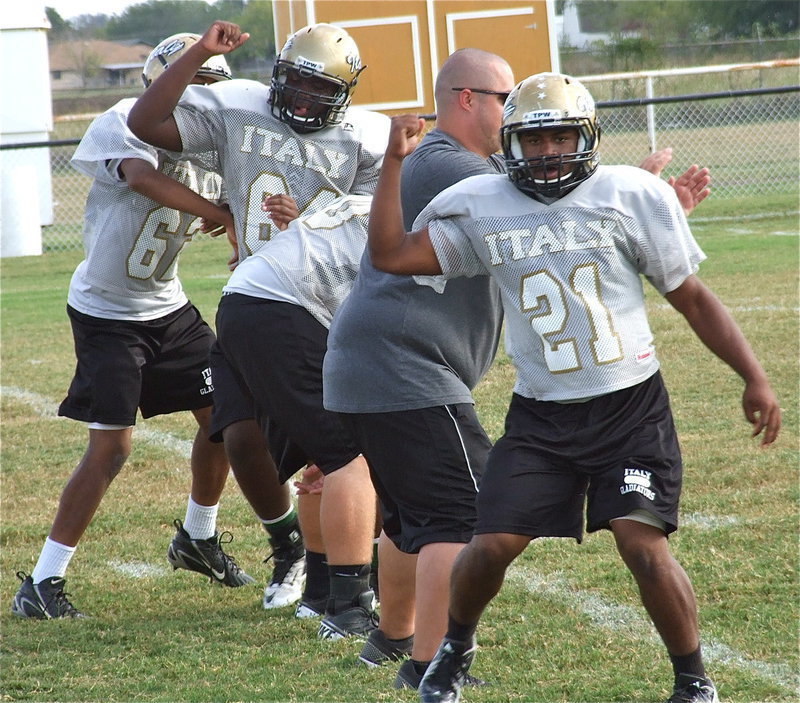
[599,35,662,73]
[570,0,798,43]
[692,0,799,38]
[100,0,273,75]
[45,7,72,40]
[63,42,104,88]
[212,0,247,18]
[73,13,112,38]
[574,1,697,44]
[104,0,219,44]
[223,0,275,75]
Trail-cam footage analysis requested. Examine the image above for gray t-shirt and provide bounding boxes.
[323,128,505,412]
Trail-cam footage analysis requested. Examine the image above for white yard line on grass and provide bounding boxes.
[681,513,740,529]
[1,386,193,459]
[653,303,799,313]
[508,566,797,691]
[691,211,800,225]
[108,560,170,579]
[3,385,200,582]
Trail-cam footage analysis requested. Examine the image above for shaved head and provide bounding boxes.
[434,49,513,107]
[432,48,515,158]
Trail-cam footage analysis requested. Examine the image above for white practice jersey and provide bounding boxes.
[69,98,223,320]
[418,165,706,402]
[223,195,370,328]
[172,79,389,261]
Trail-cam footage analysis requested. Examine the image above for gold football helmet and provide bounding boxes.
[142,33,232,87]
[501,72,600,198]
[270,23,365,133]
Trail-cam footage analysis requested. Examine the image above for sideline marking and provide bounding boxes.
[1,386,193,459]
[508,566,796,691]
[653,303,799,313]
[691,210,800,225]
[109,560,170,579]
[681,513,739,529]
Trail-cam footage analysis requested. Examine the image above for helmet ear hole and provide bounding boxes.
[509,133,524,161]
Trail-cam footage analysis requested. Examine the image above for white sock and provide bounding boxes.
[183,496,219,540]
[31,537,76,583]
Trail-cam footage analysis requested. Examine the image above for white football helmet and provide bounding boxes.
[501,72,600,198]
[142,33,232,87]
[269,23,365,133]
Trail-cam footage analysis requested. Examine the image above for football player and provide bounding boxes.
[214,193,376,641]
[127,20,389,632]
[11,34,252,620]
[325,49,712,692]
[364,74,781,703]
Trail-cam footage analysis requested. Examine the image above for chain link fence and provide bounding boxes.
[2,62,798,254]
[594,86,800,199]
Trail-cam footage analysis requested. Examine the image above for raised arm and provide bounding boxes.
[664,274,781,445]
[127,21,249,151]
[368,115,442,275]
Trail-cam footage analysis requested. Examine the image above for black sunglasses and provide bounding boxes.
[452,87,510,101]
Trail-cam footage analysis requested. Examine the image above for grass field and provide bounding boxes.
[1,194,798,702]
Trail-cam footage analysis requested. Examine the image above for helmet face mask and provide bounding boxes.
[270,24,364,134]
[142,33,232,88]
[501,73,600,198]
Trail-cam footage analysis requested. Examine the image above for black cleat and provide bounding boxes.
[295,594,328,619]
[11,571,84,619]
[317,589,379,640]
[666,674,719,703]
[167,519,254,587]
[396,653,487,692]
[358,628,414,667]
[419,636,479,703]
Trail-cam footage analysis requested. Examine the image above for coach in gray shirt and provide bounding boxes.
[324,48,513,690]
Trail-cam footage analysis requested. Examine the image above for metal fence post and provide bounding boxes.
[646,75,656,153]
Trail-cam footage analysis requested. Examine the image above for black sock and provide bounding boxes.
[265,515,302,551]
[386,633,414,647]
[411,659,430,676]
[302,550,328,601]
[445,613,477,645]
[670,646,706,680]
[327,563,370,611]
[369,538,380,596]
[370,538,379,572]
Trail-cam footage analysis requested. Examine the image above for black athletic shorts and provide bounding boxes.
[58,302,215,425]
[215,293,360,480]
[340,404,491,554]
[475,372,682,541]
[207,340,255,443]
[209,345,305,477]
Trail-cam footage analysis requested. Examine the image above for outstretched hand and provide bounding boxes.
[669,165,711,216]
[200,21,250,55]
